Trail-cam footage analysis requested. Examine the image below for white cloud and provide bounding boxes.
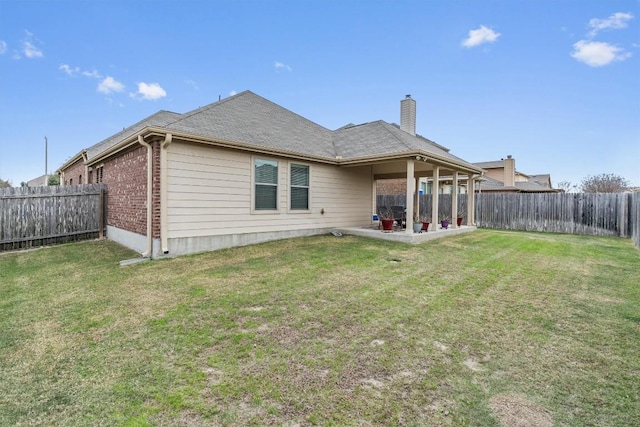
[229,90,237,96]
[588,12,634,37]
[82,69,102,79]
[23,41,43,58]
[98,76,125,94]
[59,64,80,76]
[274,61,292,71]
[21,31,43,58]
[462,25,501,48]
[571,40,631,67]
[132,82,167,100]
[0,41,7,55]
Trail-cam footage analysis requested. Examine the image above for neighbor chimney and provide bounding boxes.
[400,94,416,136]
[503,155,515,187]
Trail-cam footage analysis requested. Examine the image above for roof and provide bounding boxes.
[333,120,476,168]
[474,160,504,169]
[86,110,182,159]
[163,91,335,158]
[476,175,558,192]
[60,91,482,174]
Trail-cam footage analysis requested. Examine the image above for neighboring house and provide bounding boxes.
[27,174,49,187]
[57,91,483,257]
[474,156,560,193]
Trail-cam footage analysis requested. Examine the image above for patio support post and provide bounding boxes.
[431,166,440,231]
[405,159,415,234]
[415,177,420,223]
[467,177,475,225]
[451,171,459,229]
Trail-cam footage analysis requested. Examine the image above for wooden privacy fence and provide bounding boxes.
[377,192,640,247]
[0,184,107,251]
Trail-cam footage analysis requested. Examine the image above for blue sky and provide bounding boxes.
[1,0,639,188]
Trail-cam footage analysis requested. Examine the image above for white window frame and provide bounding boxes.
[251,156,280,214]
[288,162,311,213]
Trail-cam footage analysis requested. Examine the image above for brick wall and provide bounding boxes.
[152,140,161,238]
[103,145,149,235]
[63,159,85,185]
[376,178,407,195]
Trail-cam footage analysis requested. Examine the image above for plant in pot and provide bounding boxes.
[439,213,450,230]
[456,209,466,227]
[379,209,395,232]
[420,214,431,232]
[412,216,423,233]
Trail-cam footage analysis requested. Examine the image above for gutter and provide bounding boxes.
[160,133,172,254]
[137,135,153,258]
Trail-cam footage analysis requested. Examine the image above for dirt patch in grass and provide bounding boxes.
[489,393,553,427]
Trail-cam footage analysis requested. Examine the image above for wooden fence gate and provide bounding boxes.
[0,184,107,251]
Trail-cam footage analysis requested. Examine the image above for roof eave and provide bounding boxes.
[337,151,484,174]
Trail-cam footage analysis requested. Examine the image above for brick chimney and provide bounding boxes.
[400,94,416,136]
[503,155,515,187]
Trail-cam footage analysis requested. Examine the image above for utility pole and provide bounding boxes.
[45,136,48,182]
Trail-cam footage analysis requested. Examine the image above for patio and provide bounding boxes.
[337,224,477,244]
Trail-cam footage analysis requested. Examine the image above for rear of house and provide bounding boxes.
[58,91,482,257]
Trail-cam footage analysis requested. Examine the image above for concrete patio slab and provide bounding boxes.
[336,225,477,244]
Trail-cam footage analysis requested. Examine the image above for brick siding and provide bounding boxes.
[63,159,85,185]
[376,178,407,195]
[103,145,149,235]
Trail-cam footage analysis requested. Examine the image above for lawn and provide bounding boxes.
[0,230,638,426]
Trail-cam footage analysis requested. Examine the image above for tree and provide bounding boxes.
[48,174,60,186]
[556,181,577,193]
[580,173,630,193]
[0,178,11,188]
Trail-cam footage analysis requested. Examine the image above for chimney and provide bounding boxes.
[400,94,416,136]
[503,155,515,187]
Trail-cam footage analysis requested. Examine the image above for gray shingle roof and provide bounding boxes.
[74,91,480,173]
[86,110,182,159]
[333,121,476,168]
[163,91,336,158]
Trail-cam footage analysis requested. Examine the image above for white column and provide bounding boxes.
[415,177,421,223]
[451,171,459,229]
[405,159,415,234]
[431,166,439,231]
[467,177,475,225]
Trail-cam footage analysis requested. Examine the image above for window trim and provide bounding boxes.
[251,156,281,214]
[288,162,311,213]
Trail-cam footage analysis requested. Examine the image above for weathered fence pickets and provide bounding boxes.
[377,192,640,248]
[0,184,107,251]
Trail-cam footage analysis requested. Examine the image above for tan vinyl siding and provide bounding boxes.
[167,142,373,239]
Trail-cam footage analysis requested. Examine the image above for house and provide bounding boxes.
[57,91,483,257]
[380,155,559,194]
[474,156,560,193]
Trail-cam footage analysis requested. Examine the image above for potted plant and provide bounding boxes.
[439,213,450,229]
[456,209,466,227]
[412,216,423,233]
[420,214,430,231]
[379,208,395,232]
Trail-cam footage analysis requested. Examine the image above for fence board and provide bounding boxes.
[0,184,107,251]
[377,192,640,248]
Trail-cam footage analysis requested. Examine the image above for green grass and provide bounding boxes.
[0,230,638,426]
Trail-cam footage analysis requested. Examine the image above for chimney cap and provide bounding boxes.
[507,155,512,159]
[405,94,411,99]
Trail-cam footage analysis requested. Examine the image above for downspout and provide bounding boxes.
[160,133,172,254]
[138,135,153,258]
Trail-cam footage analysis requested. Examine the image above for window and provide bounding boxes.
[290,164,309,210]
[254,159,278,210]
[95,166,104,183]
[69,178,73,185]
[79,175,82,184]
